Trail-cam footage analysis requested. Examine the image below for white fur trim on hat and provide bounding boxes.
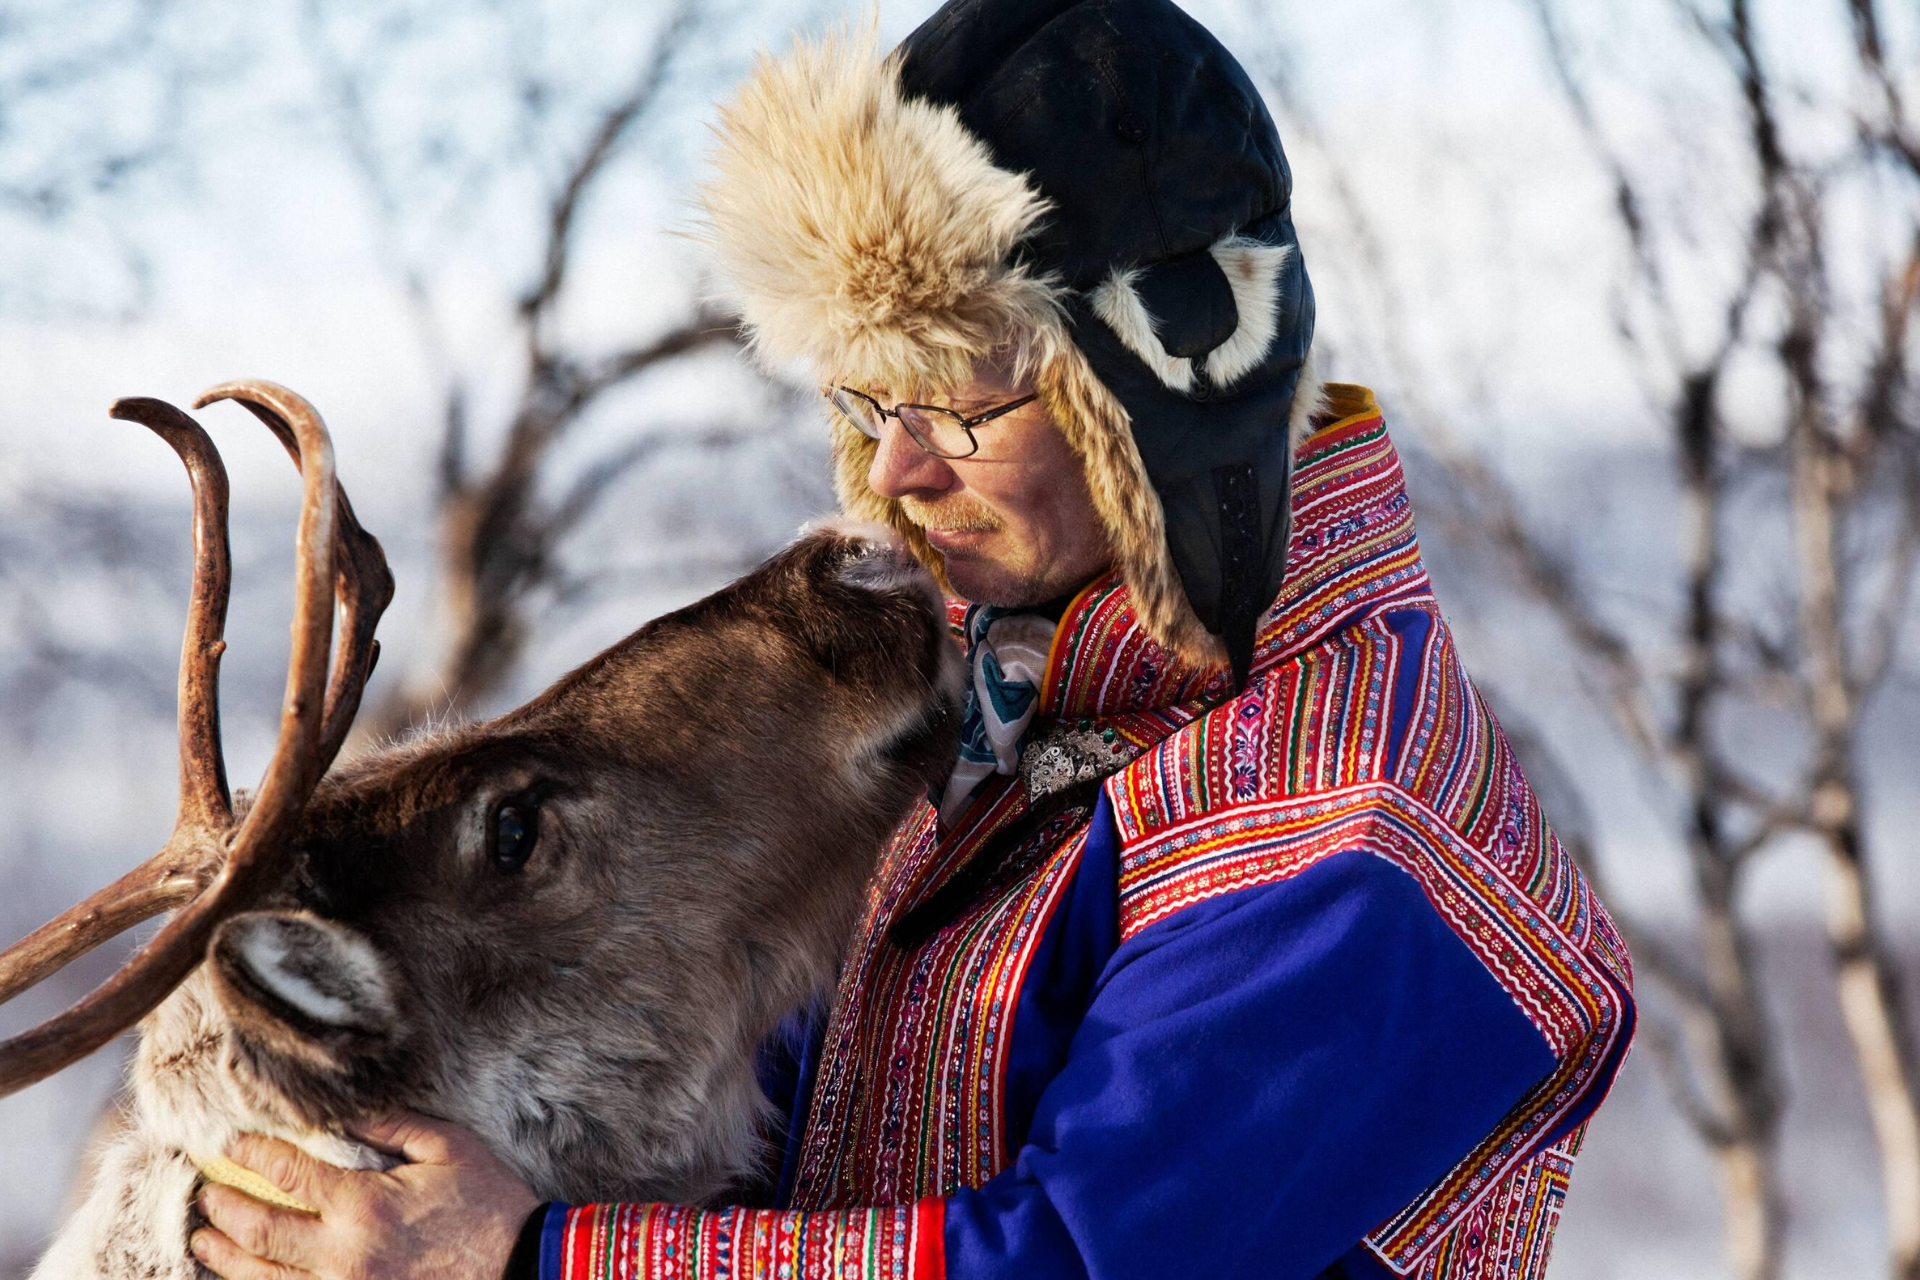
[1087,236,1297,394]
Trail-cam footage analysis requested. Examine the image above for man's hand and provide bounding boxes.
[192,1112,539,1280]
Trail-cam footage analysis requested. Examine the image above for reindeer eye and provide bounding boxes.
[490,800,539,875]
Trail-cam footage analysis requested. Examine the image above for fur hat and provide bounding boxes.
[695,0,1321,677]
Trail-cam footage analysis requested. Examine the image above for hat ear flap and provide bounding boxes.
[1088,257,1216,394]
[1037,346,1228,669]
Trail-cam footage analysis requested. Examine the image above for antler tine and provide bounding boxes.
[0,386,340,1097]
[112,397,236,829]
[188,380,339,836]
[200,382,394,764]
[0,859,205,1010]
[312,489,391,764]
[0,400,235,1009]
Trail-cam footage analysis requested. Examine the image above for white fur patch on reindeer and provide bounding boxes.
[1089,236,1296,394]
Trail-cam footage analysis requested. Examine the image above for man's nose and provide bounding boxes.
[866,417,956,500]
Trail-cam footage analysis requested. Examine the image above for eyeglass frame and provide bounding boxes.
[827,384,1038,460]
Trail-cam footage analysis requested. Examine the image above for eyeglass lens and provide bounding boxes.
[831,389,975,459]
[831,388,884,440]
[895,404,974,458]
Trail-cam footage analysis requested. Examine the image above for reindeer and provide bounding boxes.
[0,382,963,1280]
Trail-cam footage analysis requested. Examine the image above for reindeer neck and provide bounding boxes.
[132,972,390,1178]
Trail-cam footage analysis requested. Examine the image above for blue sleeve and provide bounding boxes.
[940,794,1559,1280]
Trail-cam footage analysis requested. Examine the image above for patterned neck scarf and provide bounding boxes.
[937,604,1057,825]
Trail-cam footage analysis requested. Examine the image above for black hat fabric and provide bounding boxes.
[694,0,1321,678]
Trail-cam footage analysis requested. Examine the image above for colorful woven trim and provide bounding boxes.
[1407,1125,1586,1280]
[1029,404,1431,724]
[1390,608,1635,994]
[554,1199,943,1280]
[789,784,1094,1206]
[1039,570,1229,718]
[1105,610,1413,849]
[1253,410,1436,670]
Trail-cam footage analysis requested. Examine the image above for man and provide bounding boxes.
[192,1,1635,1277]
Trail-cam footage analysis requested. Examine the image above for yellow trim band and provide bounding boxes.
[1316,382,1382,434]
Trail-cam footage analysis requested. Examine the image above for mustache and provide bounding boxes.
[901,495,1002,534]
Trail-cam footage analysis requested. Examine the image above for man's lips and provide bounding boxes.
[922,527,991,552]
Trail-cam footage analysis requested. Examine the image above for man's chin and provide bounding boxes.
[939,551,1061,609]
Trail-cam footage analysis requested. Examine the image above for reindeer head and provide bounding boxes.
[205,525,962,1198]
[0,384,960,1203]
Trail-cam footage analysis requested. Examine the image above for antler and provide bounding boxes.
[0,382,393,1097]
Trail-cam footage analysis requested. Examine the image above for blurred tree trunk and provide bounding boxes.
[369,306,743,740]
[1244,0,1920,1273]
[1786,247,1920,1280]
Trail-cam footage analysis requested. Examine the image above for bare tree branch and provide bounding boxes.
[547,422,775,542]
[336,4,752,741]
[1846,0,1920,181]
[520,0,699,337]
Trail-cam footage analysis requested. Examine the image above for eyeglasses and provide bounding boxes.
[827,385,1037,460]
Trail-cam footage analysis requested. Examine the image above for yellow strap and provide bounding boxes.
[187,1151,321,1216]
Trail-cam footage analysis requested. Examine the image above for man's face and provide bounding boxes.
[863,359,1112,607]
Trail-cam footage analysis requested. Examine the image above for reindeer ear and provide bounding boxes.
[210,913,399,1049]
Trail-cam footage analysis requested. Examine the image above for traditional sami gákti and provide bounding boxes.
[523,0,1637,1276]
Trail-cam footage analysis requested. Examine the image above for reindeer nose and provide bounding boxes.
[845,538,932,596]
[808,518,932,596]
